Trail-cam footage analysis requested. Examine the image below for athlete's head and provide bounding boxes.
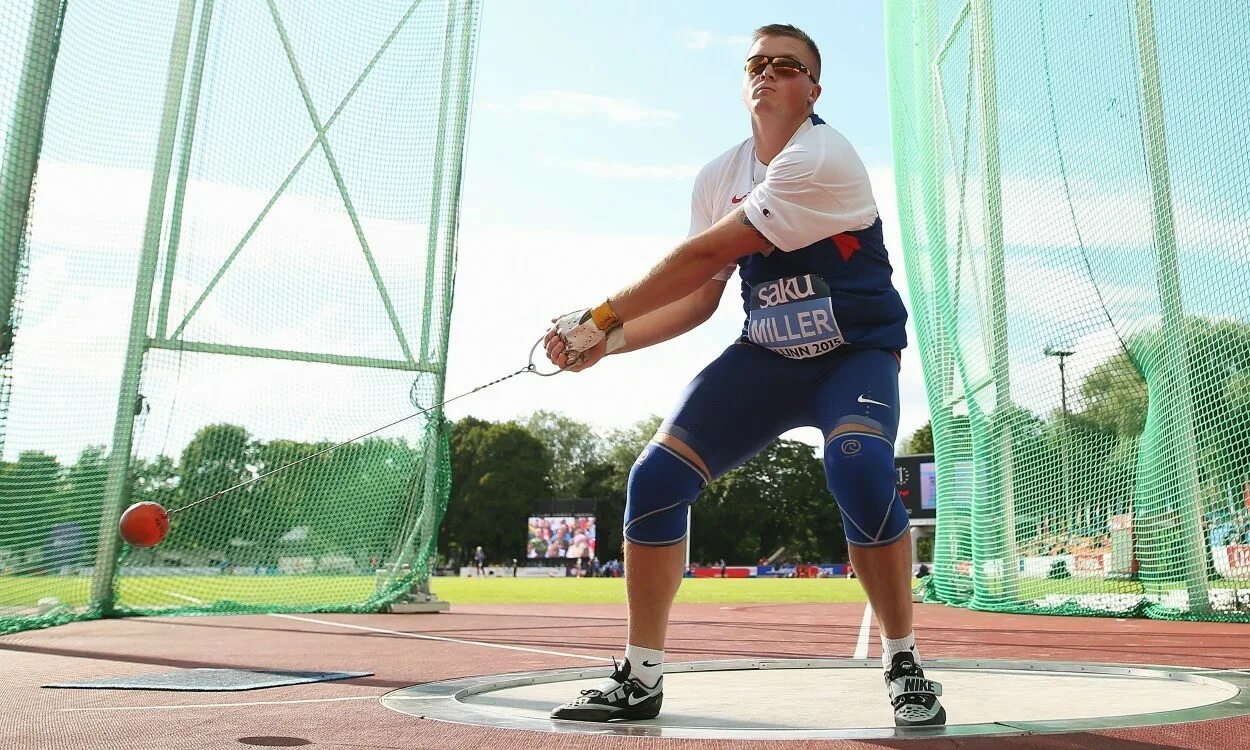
[742,24,822,121]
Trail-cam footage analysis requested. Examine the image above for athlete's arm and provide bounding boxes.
[607,207,769,323]
[543,276,726,370]
[611,275,726,354]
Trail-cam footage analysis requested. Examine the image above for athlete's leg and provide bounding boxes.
[552,342,807,722]
[848,534,914,638]
[816,349,912,635]
[816,348,944,726]
[625,341,806,651]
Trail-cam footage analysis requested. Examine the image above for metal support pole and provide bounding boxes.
[911,0,962,601]
[156,0,216,339]
[385,0,479,606]
[1131,0,1208,611]
[90,0,200,612]
[971,0,1018,602]
[0,0,65,361]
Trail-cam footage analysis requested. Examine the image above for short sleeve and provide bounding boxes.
[742,129,878,252]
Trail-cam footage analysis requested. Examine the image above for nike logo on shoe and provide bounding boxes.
[627,691,656,706]
[858,395,890,408]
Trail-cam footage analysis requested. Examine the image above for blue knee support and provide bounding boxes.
[624,443,706,546]
[825,423,909,547]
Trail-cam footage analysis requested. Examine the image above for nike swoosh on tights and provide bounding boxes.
[858,395,890,408]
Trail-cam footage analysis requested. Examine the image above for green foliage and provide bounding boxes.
[694,438,844,564]
[1076,316,1250,496]
[901,421,934,454]
[0,449,105,572]
[443,417,550,564]
[521,410,603,498]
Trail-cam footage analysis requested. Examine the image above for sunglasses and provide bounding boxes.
[744,55,816,82]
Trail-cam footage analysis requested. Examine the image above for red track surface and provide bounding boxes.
[5,602,1250,749]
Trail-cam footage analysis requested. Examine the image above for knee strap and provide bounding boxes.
[825,425,909,547]
[624,442,706,546]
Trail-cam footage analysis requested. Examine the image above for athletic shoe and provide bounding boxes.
[885,650,946,727]
[549,658,663,722]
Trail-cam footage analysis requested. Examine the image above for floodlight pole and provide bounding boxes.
[90,0,203,613]
[1131,0,1208,610]
[1045,347,1074,530]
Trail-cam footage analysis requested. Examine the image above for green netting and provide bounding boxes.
[0,0,479,635]
[887,0,1250,620]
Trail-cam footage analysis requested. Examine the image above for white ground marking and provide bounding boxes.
[154,598,611,661]
[76,593,607,714]
[853,602,873,660]
[271,613,613,662]
[60,695,377,712]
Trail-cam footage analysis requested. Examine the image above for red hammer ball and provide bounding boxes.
[118,501,170,548]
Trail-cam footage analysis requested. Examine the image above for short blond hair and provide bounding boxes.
[752,24,821,83]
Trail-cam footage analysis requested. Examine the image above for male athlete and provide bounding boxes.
[542,24,945,727]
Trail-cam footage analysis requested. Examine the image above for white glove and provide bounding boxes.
[554,309,604,354]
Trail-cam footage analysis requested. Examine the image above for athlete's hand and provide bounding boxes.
[545,322,607,372]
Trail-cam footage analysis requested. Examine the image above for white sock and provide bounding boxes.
[624,643,664,686]
[881,632,920,670]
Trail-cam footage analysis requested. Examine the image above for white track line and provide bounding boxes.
[271,613,613,663]
[853,602,873,660]
[157,596,610,661]
[60,695,376,712]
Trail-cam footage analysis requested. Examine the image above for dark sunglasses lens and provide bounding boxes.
[772,58,805,74]
[745,56,807,77]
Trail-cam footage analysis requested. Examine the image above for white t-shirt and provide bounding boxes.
[687,117,880,281]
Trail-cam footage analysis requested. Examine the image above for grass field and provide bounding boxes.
[2,574,1204,611]
[1,576,874,608]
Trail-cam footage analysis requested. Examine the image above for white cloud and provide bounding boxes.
[513,91,679,125]
[676,30,752,51]
[545,158,699,180]
[9,159,1247,464]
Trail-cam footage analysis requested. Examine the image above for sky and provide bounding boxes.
[1,0,929,464]
[441,1,930,451]
[6,0,1244,465]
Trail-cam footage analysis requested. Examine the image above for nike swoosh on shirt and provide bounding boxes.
[858,395,890,408]
[731,193,749,204]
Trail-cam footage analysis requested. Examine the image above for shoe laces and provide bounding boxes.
[578,657,636,700]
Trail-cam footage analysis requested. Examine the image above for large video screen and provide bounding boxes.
[896,454,937,519]
[920,461,937,510]
[527,515,596,560]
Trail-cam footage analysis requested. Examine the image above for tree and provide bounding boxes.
[0,451,64,572]
[901,421,933,454]
[442,417,550,563]
[694,438,844,564]
[1076,316,1250,499]
[173,424,255,558]
[522,410,603,498]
